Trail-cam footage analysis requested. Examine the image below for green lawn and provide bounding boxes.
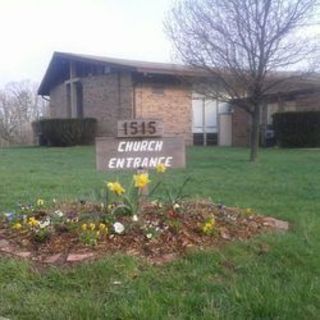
[0,146,319,319]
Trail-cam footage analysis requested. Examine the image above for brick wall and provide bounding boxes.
[49,72,133,136]
[134,79,193,145]
[81,72,133,136]
[49,83,68,118]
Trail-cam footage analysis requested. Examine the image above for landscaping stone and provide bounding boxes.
[0,239,9,248]
[151,253,177,265]
[0,246,14,254]
[44,253,63,264]
[15,251,32,258]
[263,217,289,231]
[67,253,95,262]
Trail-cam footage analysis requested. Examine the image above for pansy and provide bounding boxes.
[39,218,51,229]
[202,218,216,234]
[4,212,15,221]
[28,217,40,227]
[12,222,22,230]
[113,222,125,234]
[54,210,64,217]
[173,203,180,210]
[37,199,45,207]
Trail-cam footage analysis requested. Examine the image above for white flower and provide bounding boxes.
[132,215,139,222]
[113,222,125,234]
[54,210,64,217]
[146,233,153,239]
[151,200,163,208]
[173,203,180,210]
[39,218,50,229]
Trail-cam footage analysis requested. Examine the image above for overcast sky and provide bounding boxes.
[0,0,174,88]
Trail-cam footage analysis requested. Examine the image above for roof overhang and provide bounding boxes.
[38,51,202,96]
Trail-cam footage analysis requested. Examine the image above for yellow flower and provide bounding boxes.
[155,163,167,173]
[243,208,254,216]
[96,231,101,237]
[99,223,107,231]
[12,222,22,230]
[37,199,45,206]
[107,181,126,196]
[202,218,216,234]
[133,173,151,188]
[81,223,87,231]
[28,217,39,227]
[89,223,96,231]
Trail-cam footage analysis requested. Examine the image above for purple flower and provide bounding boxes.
[4,212,15,221]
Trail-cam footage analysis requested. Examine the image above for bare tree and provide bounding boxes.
[165,0,320,161]
[0,80,47,146]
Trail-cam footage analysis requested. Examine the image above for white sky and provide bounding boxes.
[1,0,319,89]
[0,0,174,88]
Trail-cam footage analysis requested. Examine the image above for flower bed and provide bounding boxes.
[0,165,288,266]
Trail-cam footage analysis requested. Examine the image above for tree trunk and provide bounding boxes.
[250,104,260,162]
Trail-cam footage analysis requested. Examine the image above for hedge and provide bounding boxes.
[273,111,320,148]
[33,118,97,147]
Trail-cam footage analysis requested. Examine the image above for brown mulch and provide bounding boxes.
[0,200,289,267]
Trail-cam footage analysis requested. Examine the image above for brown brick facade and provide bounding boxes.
[81,72,133,136]
[49,83,68,118]
[134,79,193,145]
[49,72,193,144]
[49,72,133,137]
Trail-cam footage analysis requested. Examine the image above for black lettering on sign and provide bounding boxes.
[117,119,163,138]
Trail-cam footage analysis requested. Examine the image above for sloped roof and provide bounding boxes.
[38,51,320,98]
[38,51,199,95]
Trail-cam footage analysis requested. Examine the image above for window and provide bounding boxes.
[192,96,218,146]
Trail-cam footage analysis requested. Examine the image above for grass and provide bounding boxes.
[0,146,320,319]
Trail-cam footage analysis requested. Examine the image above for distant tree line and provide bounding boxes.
[0,80,47,146]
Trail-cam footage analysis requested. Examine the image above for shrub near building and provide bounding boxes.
[33,118,97,147]
[273,111,320,148]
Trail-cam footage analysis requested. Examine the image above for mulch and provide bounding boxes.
[0,199,289,267]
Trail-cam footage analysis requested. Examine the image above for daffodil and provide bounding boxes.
[36,199,45,207]
[107,181,126,196]
[155,163,167,173]
[89,223,96,231]
[133,173,150,188]
[12,222,22,230]
[81,223,87,231]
